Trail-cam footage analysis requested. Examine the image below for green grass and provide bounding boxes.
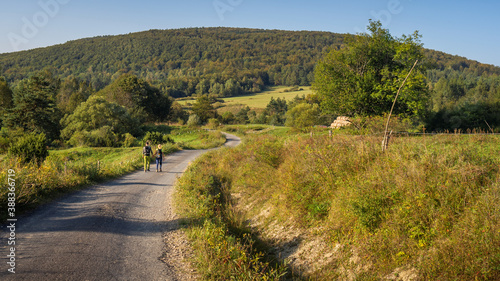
[170,128,226,149]
[173,132,500,280]
[174,148,288,280]
[221,86,312,109]
[176,86,312,112]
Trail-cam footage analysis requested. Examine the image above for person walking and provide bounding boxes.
[155,144,163,172]
[143,141,152,172]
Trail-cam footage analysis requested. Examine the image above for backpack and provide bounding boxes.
[143,145,151,156]
[155,148,163,158]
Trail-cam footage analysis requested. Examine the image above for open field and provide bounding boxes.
[176,86,312,113]
[221,86,312,109]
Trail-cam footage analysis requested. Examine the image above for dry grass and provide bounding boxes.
[174,132,500,280]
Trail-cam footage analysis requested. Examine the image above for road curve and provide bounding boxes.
[0,133,240,281]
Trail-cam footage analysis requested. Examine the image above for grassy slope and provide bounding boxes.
[174,129,500,280]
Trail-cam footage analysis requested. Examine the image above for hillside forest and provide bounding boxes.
[1,25,500,149]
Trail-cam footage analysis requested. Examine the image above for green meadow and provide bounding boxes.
[177,86,312,112]
[220,86,312,109]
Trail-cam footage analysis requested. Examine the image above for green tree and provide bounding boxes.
[313,20,429,118]
[264,97,288,125]
[235,106,251,124]
[3,70,62,141]
[97,74,171,122]
[191,95,218,123]
[57,76,93,115]
[60,96,141,146]
[285,103,321,129]
[0,78,14,126]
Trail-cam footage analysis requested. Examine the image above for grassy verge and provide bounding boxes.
[174,132,500,280]
[170,128,226,150]
[174,148,288,280]
[0,146,146,221]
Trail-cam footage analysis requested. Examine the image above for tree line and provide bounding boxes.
[0,71,172,157]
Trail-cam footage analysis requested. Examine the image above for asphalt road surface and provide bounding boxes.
[0,133,241,281]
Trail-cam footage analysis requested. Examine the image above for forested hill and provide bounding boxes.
[1,27,500,100]
[0,28,343,96]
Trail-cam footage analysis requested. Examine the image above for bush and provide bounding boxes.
[207,118,220,129]
[143,131,175,146]
[187,114,201,127]
[122,133,137,147]
[89,126,119,147]
[8,133,48,164]
[0,136,10,153]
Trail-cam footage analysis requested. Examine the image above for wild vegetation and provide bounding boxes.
[175,126,500,280]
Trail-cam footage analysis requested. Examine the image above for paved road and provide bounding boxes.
[0,133,240,281]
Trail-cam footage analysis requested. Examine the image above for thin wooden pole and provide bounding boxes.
[382,60,419,151]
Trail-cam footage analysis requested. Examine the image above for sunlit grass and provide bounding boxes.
[174,132,500,279]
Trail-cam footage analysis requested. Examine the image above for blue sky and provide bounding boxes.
[1,0,499,66]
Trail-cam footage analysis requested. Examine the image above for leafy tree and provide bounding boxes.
[3,70,62,142]
[264,97,288,125]
[143,131,174,146]
[96,74,171,122]
[191,95,218,123]
[187,114,201,127]
[426,102,500,132]
[168,101,189,124]
[122,133,137,148]
[285,103,321,129]
[313,20,429,118]
[221,111,235,124]
[57,76,93,115]
[0,77,14,126]
[61,96,141,146]
[235,106,251,124]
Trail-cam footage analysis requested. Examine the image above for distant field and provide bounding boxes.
[176,86,313,112]
[221,86,312,109]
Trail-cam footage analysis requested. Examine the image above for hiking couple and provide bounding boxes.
[143,142,163,172]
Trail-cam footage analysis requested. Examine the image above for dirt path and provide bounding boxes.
[0,133,240,281]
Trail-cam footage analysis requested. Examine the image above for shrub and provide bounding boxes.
[207,118,220,129]
[0,136,10,153]
[122,133,137,147]
[89,126,119,147]
[143,131,174,146]
[8,133,48,164]
[187,114,201,127]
